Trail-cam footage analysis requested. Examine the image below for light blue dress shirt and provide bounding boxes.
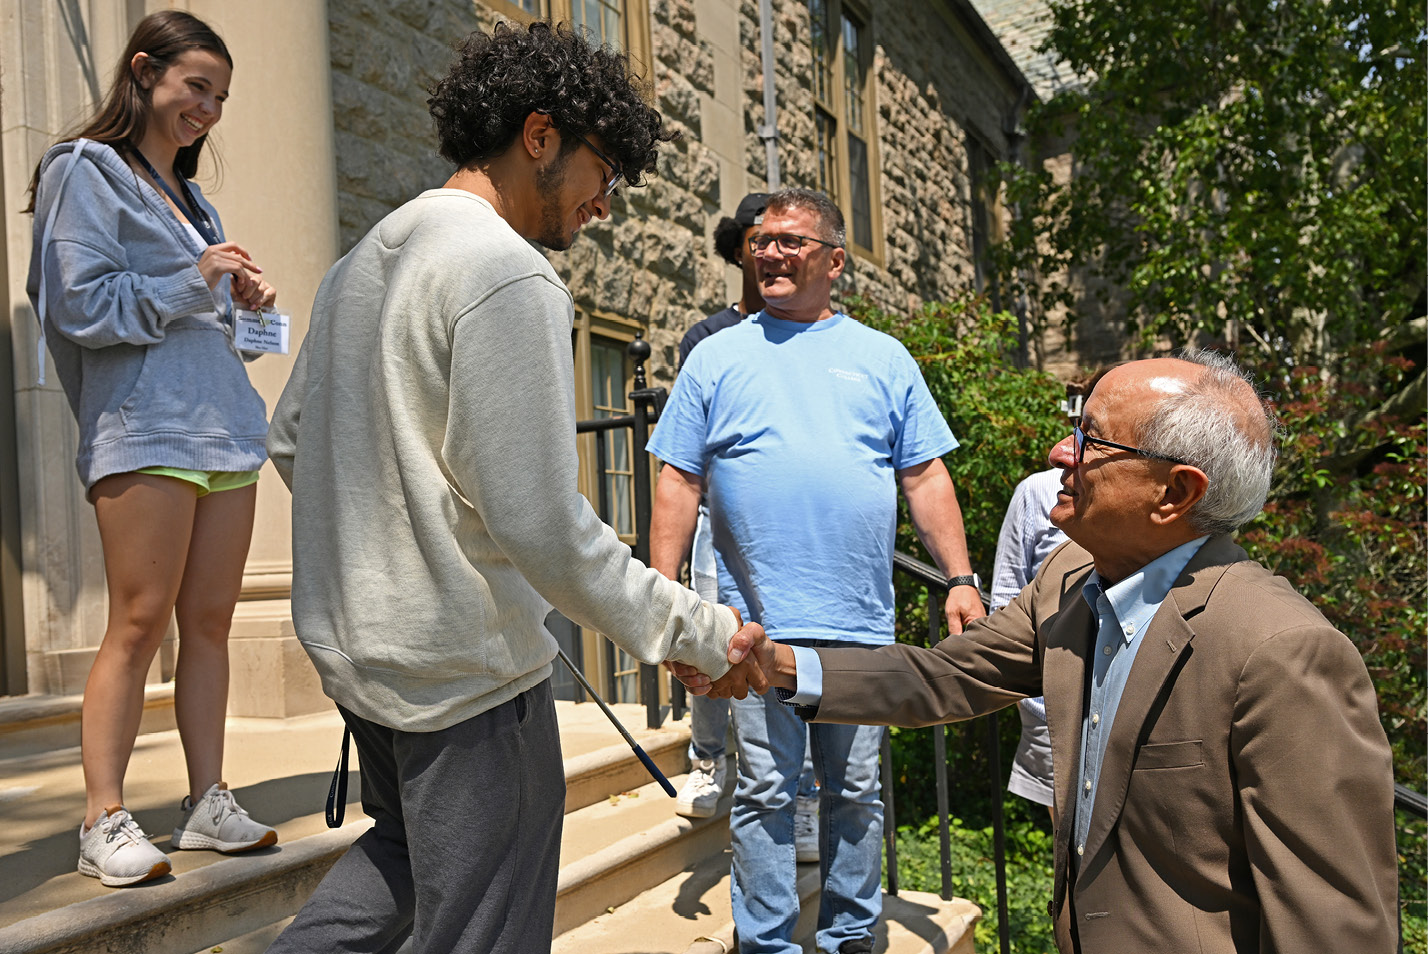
[1070,535,1208,864]
[785,535,1212,859]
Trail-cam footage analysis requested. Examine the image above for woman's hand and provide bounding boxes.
[233,276,276,311]
[198,241,276,311]
[197,240,260,290]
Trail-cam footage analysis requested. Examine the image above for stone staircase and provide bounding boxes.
[0,695,978,954]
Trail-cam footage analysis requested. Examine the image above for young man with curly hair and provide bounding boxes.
[267,23,765,954]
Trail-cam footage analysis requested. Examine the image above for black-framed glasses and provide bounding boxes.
[572,133,624,197]
[748,232,843,255]
[1073,425,1189,466]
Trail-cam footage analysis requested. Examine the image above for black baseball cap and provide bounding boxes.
[733,193,770,229]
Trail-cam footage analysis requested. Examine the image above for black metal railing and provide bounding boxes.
[573,335,1017,946]
[887,551,1012,954]
[574,334,667,731]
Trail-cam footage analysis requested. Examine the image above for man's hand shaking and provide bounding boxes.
[670,616,784,700]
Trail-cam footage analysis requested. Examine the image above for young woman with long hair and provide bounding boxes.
[26,10,279,887]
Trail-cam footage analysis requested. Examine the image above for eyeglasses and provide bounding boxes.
[572,133,624,197]
[748,232,843,255]
[1073,425,1189,466]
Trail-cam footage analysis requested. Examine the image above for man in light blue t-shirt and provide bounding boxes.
[648,189,984,954]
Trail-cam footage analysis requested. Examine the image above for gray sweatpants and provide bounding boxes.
[267,680,565,954]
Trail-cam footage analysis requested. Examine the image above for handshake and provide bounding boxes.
[666,613,792,700]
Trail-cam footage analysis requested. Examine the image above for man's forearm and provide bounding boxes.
[649,463,702,579]
[901,459,975,577]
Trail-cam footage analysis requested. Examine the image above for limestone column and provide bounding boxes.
[1,0,137,697]
[181,0,340,716]
[693,0,757,304]
[0,0,338,713]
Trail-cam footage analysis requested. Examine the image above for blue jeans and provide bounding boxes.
[730,686,884,953]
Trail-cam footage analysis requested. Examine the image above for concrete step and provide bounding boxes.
[191,760,734,954]
[553,846,980,954]
[0,702,694,954]
[554,767,734,935]
[0,686,176,764]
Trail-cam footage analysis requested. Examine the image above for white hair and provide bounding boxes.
[1138,349,1279,535]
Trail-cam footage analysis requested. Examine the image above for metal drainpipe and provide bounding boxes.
[1005,82,1034,364]
[758,0,781,189]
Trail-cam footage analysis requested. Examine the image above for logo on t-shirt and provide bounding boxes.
[828,367,868,383]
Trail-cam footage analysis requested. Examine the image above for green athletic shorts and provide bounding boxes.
[135,467,260,497]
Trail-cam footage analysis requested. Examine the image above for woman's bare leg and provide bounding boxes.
[172,483,256,802]
[83,474,198,826]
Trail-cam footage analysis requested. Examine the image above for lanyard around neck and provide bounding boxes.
[130,147,221,247]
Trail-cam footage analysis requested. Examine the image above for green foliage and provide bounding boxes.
[1401,812,1427,952]
[847,295,1068,949]
[1000,0,1427,364]
[886,810,1056,953]
[848,296,1066,574]
[1239,345,1425,789]
[1236,342,1426,943]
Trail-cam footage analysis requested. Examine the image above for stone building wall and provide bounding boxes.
[325,0,1030,389]
[741,0,1023,315]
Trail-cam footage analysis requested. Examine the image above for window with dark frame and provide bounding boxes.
[807,0,880,256]
[966,135,1003,311]
[589,336,635,537]
[588,334,641,703]
[488,0,651,64]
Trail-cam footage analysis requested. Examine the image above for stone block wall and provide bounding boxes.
[326,0,1034,386]
[327,0,482,251]
[732,0,1023,317]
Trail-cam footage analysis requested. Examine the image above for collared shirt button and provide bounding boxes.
[1123,623,1134,635]
[1077,844,1085,856]
[1083,779,1092,792]
[1091,712,1100,725]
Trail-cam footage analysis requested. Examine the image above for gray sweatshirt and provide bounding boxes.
[27,139,268,488]
[268,190,737,732]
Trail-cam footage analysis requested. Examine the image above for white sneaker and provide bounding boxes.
[172,783,277,853]
[795,795,820,863]
[78,807,171,886]
[675,758,727,818]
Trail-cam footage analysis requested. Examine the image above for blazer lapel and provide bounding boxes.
[1079,535,1242,868]
[1079,609,1195,867]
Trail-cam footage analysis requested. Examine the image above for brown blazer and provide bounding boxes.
[808,534,1398,953]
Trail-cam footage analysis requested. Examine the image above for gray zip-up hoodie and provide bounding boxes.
[27,139,268,489]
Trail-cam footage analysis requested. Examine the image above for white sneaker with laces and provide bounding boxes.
[172,782,278,853]
[78,806,171,887]
[794,795,820,863]
[675,758,727,818]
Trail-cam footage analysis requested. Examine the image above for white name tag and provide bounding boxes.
[234,308,290,355]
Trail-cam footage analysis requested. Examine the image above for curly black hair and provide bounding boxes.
[712,216,745,266]
[428,21,676,186]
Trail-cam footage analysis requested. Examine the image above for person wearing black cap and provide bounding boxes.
[677,191,770,363]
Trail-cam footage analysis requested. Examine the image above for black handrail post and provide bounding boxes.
[928,591,953,903]
[881,727,899,897]
[988,710,1010,954]
[627,333,665,731]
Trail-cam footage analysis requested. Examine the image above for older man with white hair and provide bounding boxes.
[706,350,1399,954]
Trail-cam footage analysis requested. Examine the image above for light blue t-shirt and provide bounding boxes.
[647,311,957,645]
